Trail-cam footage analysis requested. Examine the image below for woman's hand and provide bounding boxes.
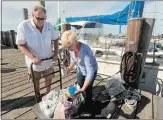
[66,67,71,75]
[75,89,84,95]
[66,63,75,75]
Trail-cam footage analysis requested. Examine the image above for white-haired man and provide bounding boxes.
[16,4,59,100]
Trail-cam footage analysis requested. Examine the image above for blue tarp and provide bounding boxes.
[66,1,145,25]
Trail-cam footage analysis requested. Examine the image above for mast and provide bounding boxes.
[58,1,60,19]
[58,1,61,36]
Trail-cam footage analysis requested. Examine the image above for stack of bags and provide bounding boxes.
[39,83,85,119]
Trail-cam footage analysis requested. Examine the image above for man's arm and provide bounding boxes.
[18,44,40,64]
[16,23,40,64]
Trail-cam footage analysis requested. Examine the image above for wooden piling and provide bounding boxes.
[8,30,14,48]
[124,18,155,88]
[23,8,28,20]
[137,18,155,86]
[1,30,17,49]
[2,31,7,45]
[10,30,18,49]
[4,31,10,47]
[1,31,5,45]
[125,18,145,52]
[62,24,71,32]
[39,0,45,7]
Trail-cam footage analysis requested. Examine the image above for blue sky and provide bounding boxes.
[2,1,163,35]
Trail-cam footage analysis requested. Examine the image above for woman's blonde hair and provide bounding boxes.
[61,31,78,48]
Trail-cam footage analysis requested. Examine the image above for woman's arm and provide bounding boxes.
[82,50,95,91]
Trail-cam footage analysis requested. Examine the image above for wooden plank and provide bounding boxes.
[15,109,37,119]
[2,79,58,114]
[2,74,77,119]
[2,98,35,119]
[2,81,34,100]
[118,103,136,119]
[1,92,34,111]
[3,72,75,99]
[2,70,59,98]
[2,69,27,78]
[1,56,25,61]
[2,71,27,83]
[2,73,75,105]
[2,67,59,85]
[2,73,60,94]
[135,91,153,119]
[153,95,163,119]
[2,74,27,90]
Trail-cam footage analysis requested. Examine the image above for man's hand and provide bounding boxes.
[31,57,41,65]
[18,45,40,65]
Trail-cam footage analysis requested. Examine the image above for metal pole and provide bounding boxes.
[57,1,62,38]
[153,40,156,64]
[58,1,60,18]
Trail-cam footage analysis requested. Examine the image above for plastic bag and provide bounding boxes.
[105,74,125,97]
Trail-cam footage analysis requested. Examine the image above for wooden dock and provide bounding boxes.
[1,46,163,119]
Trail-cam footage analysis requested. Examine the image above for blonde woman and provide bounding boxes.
[61,31,98,106]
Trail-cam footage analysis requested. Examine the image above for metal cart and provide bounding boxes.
[30,57,62,103]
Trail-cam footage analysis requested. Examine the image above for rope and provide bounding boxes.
[120,51,143,89]
[96,51,141,86]
[124,88,141,110]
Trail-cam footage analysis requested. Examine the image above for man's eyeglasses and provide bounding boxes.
[35,16,46,20]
